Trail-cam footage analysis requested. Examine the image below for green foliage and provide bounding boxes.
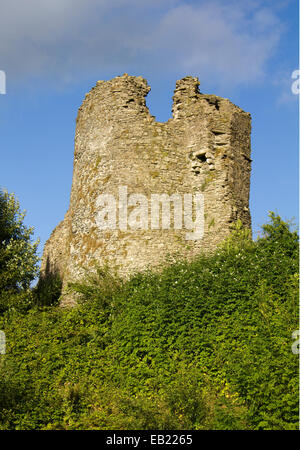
[33,272,62,307]
[67,265,123,309]
[0,190,39,313]
[0,212,298,429]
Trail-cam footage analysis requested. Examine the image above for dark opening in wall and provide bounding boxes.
[196,153,207,163]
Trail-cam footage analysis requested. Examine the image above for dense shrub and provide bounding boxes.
[0,213,298,429]
[0,190,39,313]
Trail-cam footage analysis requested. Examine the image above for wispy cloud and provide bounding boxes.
[0,0,286,88]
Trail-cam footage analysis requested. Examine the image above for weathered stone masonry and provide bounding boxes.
[41,74,252,303]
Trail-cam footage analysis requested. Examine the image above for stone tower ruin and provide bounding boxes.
[41,74,252,302]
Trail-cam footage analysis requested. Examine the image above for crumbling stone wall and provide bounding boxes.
[41,74,252,305]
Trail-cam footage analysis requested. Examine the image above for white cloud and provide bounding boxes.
[145,2,283,84]
[0,0,286,88]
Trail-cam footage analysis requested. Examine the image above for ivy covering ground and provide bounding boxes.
[0,213,299,430]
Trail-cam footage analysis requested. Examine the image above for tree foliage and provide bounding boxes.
[0,190,39,311]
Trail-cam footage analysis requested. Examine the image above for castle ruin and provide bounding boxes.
[41,74,252,303]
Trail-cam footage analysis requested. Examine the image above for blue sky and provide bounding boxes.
[0,0,298,261]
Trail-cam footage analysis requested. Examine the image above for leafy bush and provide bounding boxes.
[0,213,298,429]
[0,190,39,312]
